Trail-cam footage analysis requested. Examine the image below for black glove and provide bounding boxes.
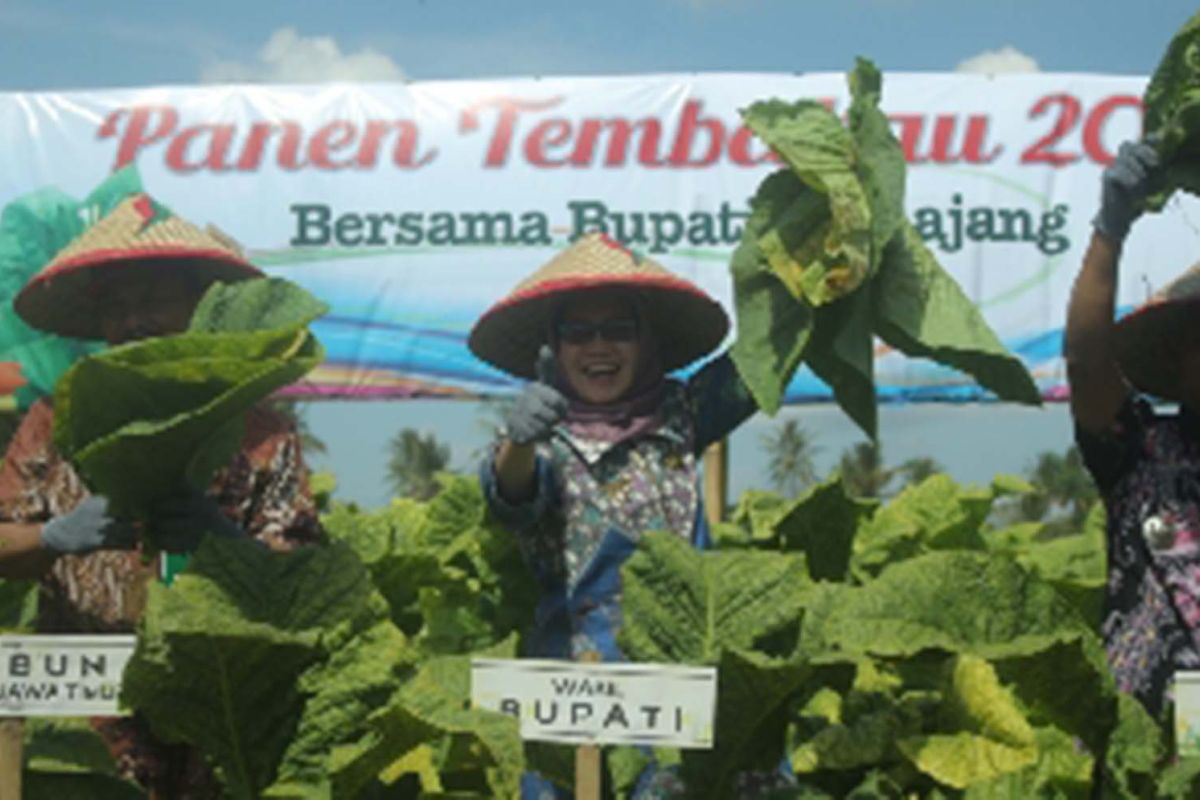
[504,345,569,445]
[1093,136,1164,243]
[148,489,243,553]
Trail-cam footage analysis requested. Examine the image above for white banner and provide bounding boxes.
[0,635,136,717]
[0,72,1187,402]
[471,658,716,748]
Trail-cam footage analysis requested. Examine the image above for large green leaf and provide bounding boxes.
[873,224,1041,406]
[962,726,1092,800]
[897,656,1037,788]
[0,577,38,631]
[1142,9,1200,210]
[769,473,877,582]
[803,551,1091,662]
[847,57,908,263]
[618,532,811,664]
[741,99,871,304]
[331,641,525,799]
[803,287,878,438]
[121,538,391,799]
[851,475,993,579]
[52,278,326,529]
[680,648,811,799]
[22,718,142,800]
[729,171,816,414]
[264,616,414,798]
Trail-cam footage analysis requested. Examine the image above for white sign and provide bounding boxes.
[471,658,716,748]
[1175,671,1200,755]
[0,73,1183,404]
[0,635,136,717]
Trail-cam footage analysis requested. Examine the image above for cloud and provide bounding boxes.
[201,28,405,84]
[955,46,1040,74]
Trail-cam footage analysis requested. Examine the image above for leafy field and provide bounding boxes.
[4,471,1198,799]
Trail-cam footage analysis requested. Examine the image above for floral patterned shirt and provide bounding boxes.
[482,353,756,661]
[0,397,323,797]
[1076,396,1200,717]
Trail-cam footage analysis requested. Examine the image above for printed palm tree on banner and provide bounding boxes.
[0,166,144,408]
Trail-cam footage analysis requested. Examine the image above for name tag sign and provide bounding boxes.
[471,658,716,748]
[0,635,137,717]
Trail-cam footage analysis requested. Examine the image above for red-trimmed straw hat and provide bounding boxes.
[1115,263,1200,401]
[14,193,261,339]
[469,233,729,379]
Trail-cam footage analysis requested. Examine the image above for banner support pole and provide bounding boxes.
[703,438,729,527]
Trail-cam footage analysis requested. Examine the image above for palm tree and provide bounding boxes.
[839,441,891,499]
[761,419,818,498]
[894,457,942,490]
[386,428,452,500]
[1020,446,1098,529]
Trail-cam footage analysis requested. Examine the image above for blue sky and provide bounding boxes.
[0,0,1194,92]
[2,0,1196,506]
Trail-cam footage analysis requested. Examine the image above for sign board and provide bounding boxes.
[1176,671,1200,755]
[0,73,1186,405]
[0,635,136,717]
[471,658,716,748]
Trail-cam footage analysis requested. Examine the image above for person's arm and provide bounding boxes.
[1065,138,1162,435]
[0,522,57,578]
[1066,233,1128,434]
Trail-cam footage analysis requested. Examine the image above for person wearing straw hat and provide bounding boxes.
[472,233,795,798]
[0,192,323,796]
[1068,136,1200,718]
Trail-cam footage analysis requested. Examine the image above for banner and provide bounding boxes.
[0,72,1188,402]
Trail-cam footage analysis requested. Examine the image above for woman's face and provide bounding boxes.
[555,296,642,405]
[95,268,202,346]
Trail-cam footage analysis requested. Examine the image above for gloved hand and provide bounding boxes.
[148,489,243,553]
[504,345,568,445]
[1094,136,1164,243]
[40,496,136,555]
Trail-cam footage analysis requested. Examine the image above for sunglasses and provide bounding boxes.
[555,317,638,345]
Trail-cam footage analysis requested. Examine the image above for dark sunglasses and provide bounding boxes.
[555,317,638,345]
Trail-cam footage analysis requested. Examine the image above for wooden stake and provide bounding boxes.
[575,651,602,800]
[0,718,23,800]
[702,438,729,528]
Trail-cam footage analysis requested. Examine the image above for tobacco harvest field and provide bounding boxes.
[1,469,1197,799]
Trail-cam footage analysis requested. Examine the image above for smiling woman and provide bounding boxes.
[467,232,797,797]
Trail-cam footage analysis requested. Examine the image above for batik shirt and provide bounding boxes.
[1076,396,1200,717]
[0,398,323,798]
[482,353,757,661]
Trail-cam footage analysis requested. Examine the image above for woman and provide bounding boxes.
[470,233,789,797]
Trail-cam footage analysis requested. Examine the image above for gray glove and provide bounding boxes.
[504,345,568,445]
[1094,136,1164,243]
[148,489,243,553]
[40,496,136,555]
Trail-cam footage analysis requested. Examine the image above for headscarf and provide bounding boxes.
[550,292,666,445]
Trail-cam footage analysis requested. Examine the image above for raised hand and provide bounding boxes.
[503,345,569,445]
[1094,136,1165,243]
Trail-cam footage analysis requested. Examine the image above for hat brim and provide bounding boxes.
[14,248,262,340]
[1114,298,1200,400]
[468,274,729,379]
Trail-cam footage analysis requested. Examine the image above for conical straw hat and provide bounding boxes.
[14,193,261,339]
[1115,261,1200,401]
[469,233,729,379]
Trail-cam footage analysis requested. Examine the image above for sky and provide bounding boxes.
[1,0,1196,507]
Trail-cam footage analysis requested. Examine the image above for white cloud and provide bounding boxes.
[201,28,405,84]
[955,46,1040,74]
